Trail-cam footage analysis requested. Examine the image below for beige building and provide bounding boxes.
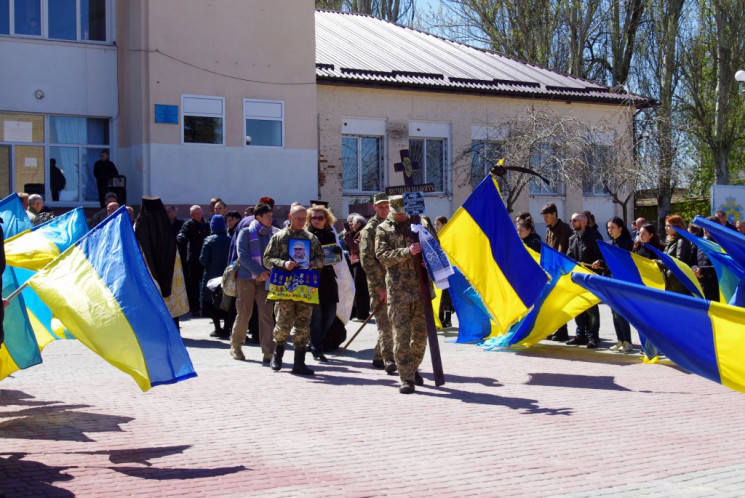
[1,3,648,226]
[315,11,649,230]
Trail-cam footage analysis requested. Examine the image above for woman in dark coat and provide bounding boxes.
[605,217,634,353]
[689,223,720,302]
[199,215,231,337]
[307,205,340,362]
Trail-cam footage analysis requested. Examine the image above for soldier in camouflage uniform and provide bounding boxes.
[359,193,396,374]
[375,195,428,394]
[263,205,325,375]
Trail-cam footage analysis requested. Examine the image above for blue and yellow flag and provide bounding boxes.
[26,208,196,391]
[693,215,745,270]
[1,267,42,380]
[1,193,41,380]
[439,175,547,331]
[673,227,745,306]
[644,244,704,298]
[490,244,599,347]
[597,240,665,289]
[5,207,88,271]
[443,268,498,343]
[572,273,745,395]
[0,193,33,238]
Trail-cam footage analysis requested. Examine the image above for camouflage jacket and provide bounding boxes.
[263,227,324,272]
[359,214,386,294]
[375,214,421,303]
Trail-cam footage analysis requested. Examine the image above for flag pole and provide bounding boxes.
[4,281,29,302]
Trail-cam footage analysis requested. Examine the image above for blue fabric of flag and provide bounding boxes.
[692,216,745,270]
[0,193,33,238]
[447,268,493,343]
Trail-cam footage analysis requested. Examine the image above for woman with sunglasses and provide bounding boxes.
[306,204,340,362]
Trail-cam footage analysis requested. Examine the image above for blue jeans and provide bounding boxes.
[310,301,337,355]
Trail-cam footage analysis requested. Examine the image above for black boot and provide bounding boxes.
[291,347,314,376]
[270,344,285,371]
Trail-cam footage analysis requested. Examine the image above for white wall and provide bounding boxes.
[0,38,117,117]
[119,143,318,205]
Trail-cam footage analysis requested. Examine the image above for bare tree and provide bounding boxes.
[315,0,417,24]
[455,106,641,217]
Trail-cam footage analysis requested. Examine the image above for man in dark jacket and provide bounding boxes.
[93,150,118,208]
[178,205,210,316]
[566,212,603,348]
[540,202,573,341]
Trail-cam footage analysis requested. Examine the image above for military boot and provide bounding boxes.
[291,347,314,376]
[270,344,285,371]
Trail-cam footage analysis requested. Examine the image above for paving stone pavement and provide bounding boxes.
[2,304,745,497]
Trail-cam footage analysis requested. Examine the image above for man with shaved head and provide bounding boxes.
[178,204,210,316]
[263,204,324,376]
[566,212,603,348]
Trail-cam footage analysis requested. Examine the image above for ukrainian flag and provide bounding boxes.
[572,273,745,395]
[693,215,745,269]
[445,268,498,343]
[644,244,704,298]
[673,227,745,306]
[439,175,547,331]
[1,194,41,380]
[0,192,33,237]
[26,208,196,391]
[491,244,598,347]
[1,267,42,380]
[597,240,665,289]
[5,207,88,271]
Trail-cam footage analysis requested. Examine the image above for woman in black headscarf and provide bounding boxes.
[134,196,189,322]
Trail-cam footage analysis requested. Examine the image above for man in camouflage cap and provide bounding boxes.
[263,204,324,375]
[375,195,428,394]
[359,192,396,374]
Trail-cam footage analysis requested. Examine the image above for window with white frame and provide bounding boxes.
[0,0,108,41]
[244,99,283,147]
[182,95,224,145]
[471,140,504,188]
[582,144,612,196]
[529,143,564,195]
[342,136,383,192]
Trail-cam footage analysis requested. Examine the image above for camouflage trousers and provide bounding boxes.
[273,300,313,347]
[388,300,428,382]
[371,295,394,363]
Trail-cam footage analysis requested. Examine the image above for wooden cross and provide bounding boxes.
[393,149,420,187]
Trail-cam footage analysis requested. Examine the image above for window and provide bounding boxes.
[471,140,504,188]
[342,136,382,192]
[583,145,611,196]
[409,138,446,193]
[182,95,224,145]
[0,0,107,41]
[244,99,283,147]
[529,143,564,195]
[0,112,111,203]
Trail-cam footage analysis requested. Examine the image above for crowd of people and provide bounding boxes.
[9,181,745,393]
[518,203,742,355]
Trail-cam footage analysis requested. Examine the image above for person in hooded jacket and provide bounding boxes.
[199,215,231,337]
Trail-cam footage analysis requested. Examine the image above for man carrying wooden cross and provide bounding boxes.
[375,195,429,394]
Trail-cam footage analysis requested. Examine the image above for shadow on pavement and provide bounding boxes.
[110,465,247,480]
[79,445,193,466]
[0,404,134,442]
[416,385,573,415]
[0,389,64,408]
[0,453,74,497]
[526,373,632,391]
[182,337,229,349]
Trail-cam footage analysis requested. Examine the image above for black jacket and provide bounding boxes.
[178,218,210,263]
[521,232,542,253]
[567,229,603,266]
[308,226,339,305]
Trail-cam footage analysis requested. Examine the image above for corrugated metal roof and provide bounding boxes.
[315,10,653,107]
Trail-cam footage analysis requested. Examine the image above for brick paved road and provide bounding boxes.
[2,305,745,497]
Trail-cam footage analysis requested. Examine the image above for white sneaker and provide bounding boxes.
[609,341,622,352]
[620,342,634,354]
